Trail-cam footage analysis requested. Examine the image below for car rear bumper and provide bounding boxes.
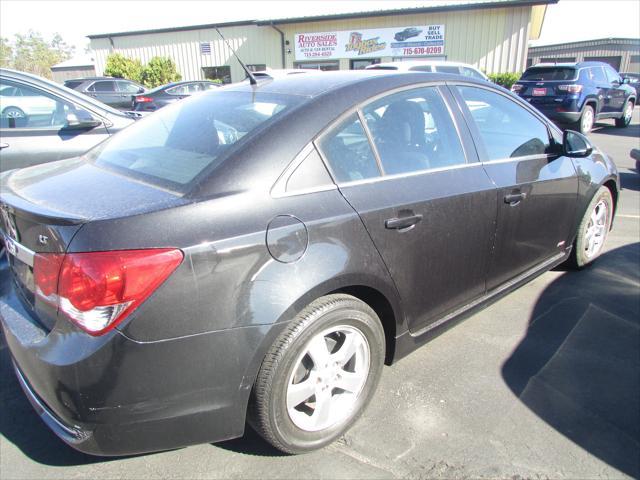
[0,277,276,456]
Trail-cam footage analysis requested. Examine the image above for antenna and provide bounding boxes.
[215,27,258,86]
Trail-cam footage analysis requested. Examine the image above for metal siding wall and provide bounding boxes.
[278,6,532,73]
[89,26,280,81]
[89,5,535,78]
[529,41,640,72]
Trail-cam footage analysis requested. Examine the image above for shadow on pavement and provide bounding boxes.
[592,121,640,139]
[215,425,286,457]
[502,242,640,478]
[620,171,640,192]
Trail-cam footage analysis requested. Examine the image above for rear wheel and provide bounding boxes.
[567,186,613,269]
[249,294,385,454]
[615,100,634,128]
[575,105,595,134]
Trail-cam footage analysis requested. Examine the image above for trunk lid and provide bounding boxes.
[1,157,188,331]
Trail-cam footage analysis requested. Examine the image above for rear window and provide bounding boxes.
[89,90,303,189]
[64,80,84,89]
[521,67,577,81]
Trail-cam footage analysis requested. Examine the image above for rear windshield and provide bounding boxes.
[521,67,577,81]
[64,80,84,89]
[88,90,303,190]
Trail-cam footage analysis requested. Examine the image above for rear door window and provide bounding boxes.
[457,85,551,160]
[318,114,380,183]
[589,67,608,84]
[409,66,432,72]
[462,67,486,80]
[362,86,467,173]
[521,67,577,81]
[88,81,116,92]
[117,81,142,93]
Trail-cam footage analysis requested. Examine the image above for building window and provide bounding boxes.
[247,64,266,72]
[200,42,211,55]
[202,66,231,84]
[294,61,339,71]
[350,58,381,70]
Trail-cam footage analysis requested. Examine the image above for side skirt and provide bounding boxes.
[391,249,570,364]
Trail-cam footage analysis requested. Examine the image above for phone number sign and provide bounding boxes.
[294,25,445,60]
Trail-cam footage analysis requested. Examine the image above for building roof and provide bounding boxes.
[530,37,640,51]
[87,0,557,39]
[51,55,95,69]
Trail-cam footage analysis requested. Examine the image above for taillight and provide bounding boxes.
[511,84,523,93]
[33,249,183,335]
[557,84,583,93]
[135,96,153,103]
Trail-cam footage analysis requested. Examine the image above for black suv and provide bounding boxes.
[511,62,636,134]
[65,77,146,110]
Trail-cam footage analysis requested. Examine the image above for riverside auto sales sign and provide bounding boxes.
[294,25,445,60]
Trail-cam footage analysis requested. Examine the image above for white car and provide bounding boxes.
[365,60,489,81]
[0,83,57,118]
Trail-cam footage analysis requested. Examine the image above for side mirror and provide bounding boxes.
[65,111,102,129]
[622,77,631,84]
[137,87,145,94]
[563,130,593,158]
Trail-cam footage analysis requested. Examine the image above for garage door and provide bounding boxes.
[584,56,622,71]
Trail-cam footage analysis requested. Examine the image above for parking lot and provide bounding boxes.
[0,110,638,479]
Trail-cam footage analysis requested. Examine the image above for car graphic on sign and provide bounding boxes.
[394,27,422,42]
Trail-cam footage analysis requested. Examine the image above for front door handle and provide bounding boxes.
[504,192,526,205]
[0,143,9,150]
[385,214,423,231]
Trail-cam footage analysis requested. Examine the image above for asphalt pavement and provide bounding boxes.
[1,111,639,479]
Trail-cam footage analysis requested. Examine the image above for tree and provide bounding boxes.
[0,37,12,68]
[2,31,74,78]
[104,53,143,83]
[139,56,182,88]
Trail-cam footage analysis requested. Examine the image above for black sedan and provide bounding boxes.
[133,80,220,111]
[0,71,619,456]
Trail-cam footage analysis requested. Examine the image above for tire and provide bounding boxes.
[248,294,385,454]
[567,186,613,269]
[2,106,25,118]
[615,100,634,128]
[575,104,595,134]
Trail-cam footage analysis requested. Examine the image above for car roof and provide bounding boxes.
[366,60,478,70]
[531,61,614,69]
[221,69,484,98]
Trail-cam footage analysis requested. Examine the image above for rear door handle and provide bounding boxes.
[385,214,423,231]
[504,192,526,205]
[0,143,9,150]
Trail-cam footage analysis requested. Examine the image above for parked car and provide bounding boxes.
[394,27,422,41]
[366,60,489,81]
[0,69,135,171]
[0,71,619,457]
[511,62,636,134]
[65,76,146,110]
[133,80,220,112]
[621,72,640,97]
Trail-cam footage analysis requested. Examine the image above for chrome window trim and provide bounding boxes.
[336,161,483,188]
[356,109,385,176]
[481,153,553,165]
[2,234,35,267]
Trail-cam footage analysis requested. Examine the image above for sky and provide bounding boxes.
[1,0,639,55]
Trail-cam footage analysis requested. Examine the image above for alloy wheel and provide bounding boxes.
[584,199,608,259]
[286,325,370,432]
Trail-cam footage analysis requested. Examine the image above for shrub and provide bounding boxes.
[139,56,182,88]
[487,72,521,89]
[104,53,143,83]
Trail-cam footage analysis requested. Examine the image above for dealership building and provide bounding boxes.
[88,0,555,83]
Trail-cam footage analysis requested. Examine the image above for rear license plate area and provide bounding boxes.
[532,88,547,96]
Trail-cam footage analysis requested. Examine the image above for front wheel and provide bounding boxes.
[248,294,385,454]
[567,186,613,269]
[615,100,634,128]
